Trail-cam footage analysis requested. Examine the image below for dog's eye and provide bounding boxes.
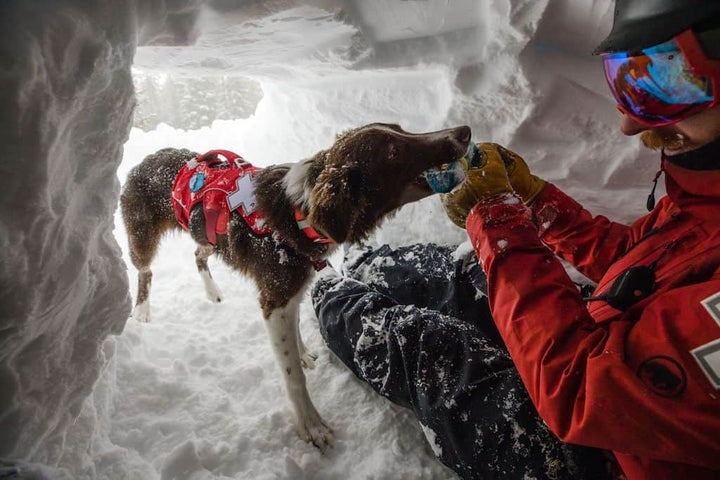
[387,143,398,160]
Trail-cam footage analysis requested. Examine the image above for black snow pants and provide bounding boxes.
[311,243,612,480]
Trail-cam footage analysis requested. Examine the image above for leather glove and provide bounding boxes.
[441,143,514,229]
[493,144,545,205]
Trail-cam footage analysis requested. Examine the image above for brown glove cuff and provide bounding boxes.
[523,176,546,206]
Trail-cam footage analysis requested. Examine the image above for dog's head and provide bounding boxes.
[305,123,471,244]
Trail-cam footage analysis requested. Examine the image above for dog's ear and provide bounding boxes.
[307,164,365,244]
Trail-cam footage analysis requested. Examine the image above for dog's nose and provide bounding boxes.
[455,125,471,144]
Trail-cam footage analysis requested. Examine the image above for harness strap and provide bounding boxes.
[294,208,335,244]
[310,259,328,271]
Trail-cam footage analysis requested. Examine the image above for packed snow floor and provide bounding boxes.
[102,127,456,479]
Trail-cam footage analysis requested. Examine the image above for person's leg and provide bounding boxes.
[341,243,501,344]
[312,244,610,479]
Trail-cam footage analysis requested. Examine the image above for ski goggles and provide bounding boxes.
[602,30,720,127]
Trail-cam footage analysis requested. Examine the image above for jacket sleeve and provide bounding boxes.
[530,183,636,283]
[465,197,720,470]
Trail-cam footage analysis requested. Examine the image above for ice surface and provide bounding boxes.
[1,0,670,478]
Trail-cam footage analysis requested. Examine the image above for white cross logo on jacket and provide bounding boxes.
[227,173,257,215]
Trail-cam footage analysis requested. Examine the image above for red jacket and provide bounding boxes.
[466,158,720,479]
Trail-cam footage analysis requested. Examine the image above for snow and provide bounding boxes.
[0,0,136,466]
[420,423,443,458]
[1,0,671,478]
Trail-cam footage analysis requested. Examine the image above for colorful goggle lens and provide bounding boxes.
[603,38,715,125]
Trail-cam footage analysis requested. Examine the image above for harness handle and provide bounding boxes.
[197,149,245,167]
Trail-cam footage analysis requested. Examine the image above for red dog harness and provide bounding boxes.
[294,208,335,244]
[171,150,271,245]
[171,150,335,263]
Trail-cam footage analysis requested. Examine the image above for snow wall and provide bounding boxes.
[0,0,660,476]
[0,0,207,467]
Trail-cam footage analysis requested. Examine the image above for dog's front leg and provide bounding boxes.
[264,293,333,451]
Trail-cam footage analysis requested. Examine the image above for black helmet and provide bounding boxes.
[594,0,720,55]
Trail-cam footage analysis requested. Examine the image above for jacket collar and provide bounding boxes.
[661,139,720,214]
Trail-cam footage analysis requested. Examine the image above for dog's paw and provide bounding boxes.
[297,414,334,452]
[132,302,151,323]
[300,351,318,370]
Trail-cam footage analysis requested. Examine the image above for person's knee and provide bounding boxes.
[310,272,341,307]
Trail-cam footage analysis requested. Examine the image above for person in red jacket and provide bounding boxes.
[442,1,720,478]
[312,1,720,479]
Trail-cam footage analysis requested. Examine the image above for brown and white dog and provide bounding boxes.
[120,122,471,450]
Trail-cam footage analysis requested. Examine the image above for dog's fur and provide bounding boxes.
[120,122,470,449]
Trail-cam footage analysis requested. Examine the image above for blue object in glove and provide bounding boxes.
[424,160,468,194]
[424,142,479,194]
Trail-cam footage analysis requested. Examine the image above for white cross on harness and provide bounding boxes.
[227,173,258,215]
